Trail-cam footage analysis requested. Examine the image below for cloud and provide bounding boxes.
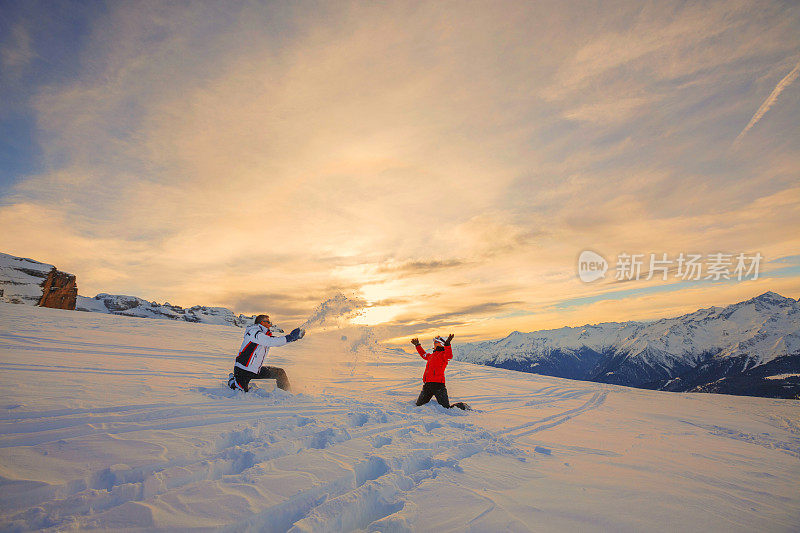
[1,1,799,343]
[542,1,770,124]
[733,60,800,145]
[376,259,467,275]
[425,301,525,323]
[354,299,528,344]
[226,291,326,320]
[367,297,415,307]
[1,23,34,71]
[371,320,465,344]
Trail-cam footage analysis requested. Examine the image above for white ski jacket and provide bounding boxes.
[234,324,288,373]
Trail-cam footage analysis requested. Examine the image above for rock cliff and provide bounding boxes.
[38,268,78,310]
[0,252,77,309]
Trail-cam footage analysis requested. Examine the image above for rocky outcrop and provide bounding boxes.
[2,251,254,327]
[38,268,78,310]
[0,252,78,310]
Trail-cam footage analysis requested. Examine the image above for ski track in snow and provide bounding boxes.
[1,385,524,531]
[501,391,608,438]
[1,304,799,532]
[3,390,519,531]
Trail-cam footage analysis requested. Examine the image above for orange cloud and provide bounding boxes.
[1,1,798,342]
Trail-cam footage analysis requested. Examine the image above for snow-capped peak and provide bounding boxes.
[454,292,800,390]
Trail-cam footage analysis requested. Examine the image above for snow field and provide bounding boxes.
[0,303,799,531]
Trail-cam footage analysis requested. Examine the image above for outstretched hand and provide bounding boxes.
[445,333,455,345]
[286,327,306,343]
[410,337,420,346]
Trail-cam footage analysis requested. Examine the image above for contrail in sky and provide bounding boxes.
[734,60,800,145]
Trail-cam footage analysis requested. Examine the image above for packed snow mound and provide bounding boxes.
[77,293,255,327]
[0,252,57,305]
[455,292,800,393]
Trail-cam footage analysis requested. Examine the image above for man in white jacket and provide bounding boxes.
[228,314,305,392]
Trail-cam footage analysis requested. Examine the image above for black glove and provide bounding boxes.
[411,338,420,346]
[444,333,454,346]
[286,327,306,343]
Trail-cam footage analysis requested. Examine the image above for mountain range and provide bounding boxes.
[3,251,798,398]
[76,293,257,328]
[0,252,254,328]
[454,291,800,399]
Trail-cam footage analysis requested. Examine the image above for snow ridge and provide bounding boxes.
[76,294,255,327]
[455,292,800,393]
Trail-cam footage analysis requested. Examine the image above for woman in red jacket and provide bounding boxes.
[411,334,470,410]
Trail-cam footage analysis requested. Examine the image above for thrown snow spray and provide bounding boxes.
[298,292,368,331]
[302,293,367,377]
[280,293,392,393]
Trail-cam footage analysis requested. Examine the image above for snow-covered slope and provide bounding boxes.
[0,251,251,326]
[77,293,255,327]
[0,252,57,305]
[455,292,800,396]
[0,302,798,531]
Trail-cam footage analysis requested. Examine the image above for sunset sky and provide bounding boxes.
[1,0,798,344]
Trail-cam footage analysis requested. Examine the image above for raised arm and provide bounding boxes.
[416,344,429,359]
[444,333,454,359]
[411,337,429,360]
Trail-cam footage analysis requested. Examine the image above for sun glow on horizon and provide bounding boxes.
[0,1,798,343]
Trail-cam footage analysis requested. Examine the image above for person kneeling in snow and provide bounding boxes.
[411,334,469,410]
[228,314,305,392]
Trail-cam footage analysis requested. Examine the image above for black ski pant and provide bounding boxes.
[415,382,467,410]
[234,366,291,392]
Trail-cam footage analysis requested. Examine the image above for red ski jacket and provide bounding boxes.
[416,344,453,383]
